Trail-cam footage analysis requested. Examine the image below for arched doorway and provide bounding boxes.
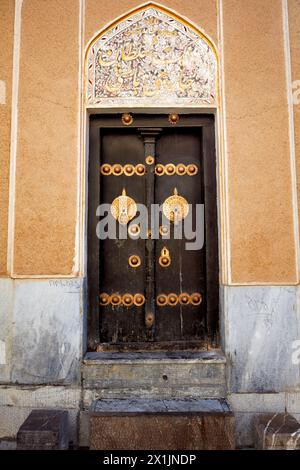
[85,4,219,351]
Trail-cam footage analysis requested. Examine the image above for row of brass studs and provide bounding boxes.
[99,293,146,307]
[122,113,179,126]
[100,163,146,176]
[156,292,203,307]
[155,163,198,176]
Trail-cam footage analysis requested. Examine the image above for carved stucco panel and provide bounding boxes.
[86,7,217,107]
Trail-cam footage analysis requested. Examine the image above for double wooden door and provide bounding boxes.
[88,115,218,351]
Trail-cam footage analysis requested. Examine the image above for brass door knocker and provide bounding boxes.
[111,188,137,225]
[159,247,171,267]
[162,187,189,224]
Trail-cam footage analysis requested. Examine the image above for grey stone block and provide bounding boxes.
[254,413,300,450]
[82,351,226,399]
[16,410,69,450]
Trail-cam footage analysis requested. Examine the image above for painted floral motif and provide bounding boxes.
[86,7,217,106]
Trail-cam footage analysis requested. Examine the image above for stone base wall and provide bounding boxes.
[0,280,300,447]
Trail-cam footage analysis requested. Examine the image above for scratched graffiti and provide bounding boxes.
[86,7,217,106]
[245,295,276,327]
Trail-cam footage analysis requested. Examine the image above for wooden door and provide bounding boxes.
[88,115,219,351]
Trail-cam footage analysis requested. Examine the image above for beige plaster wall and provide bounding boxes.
[289,0,300,240]
[223,0,298,283]
[12,0,79,275]
[2,0,298,282]
[0,0,15,275]
[84,0,218,47]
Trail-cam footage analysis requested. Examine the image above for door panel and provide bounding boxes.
[155,130,206,341]
[99,130,147,343]
[88,114,218,350]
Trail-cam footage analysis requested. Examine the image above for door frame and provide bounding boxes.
[87,113,219,350]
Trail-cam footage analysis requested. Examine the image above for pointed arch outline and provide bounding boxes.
[84,2,219,107]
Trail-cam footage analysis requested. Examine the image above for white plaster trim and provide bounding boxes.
[7,0,23,276]
[0,340,6,365]
[74,0,85,276]
[10,274,83,279]
[225,281,300,287]
[217,0,231,284]
[282,0,300,283]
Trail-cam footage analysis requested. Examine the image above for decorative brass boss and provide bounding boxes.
[162,188,189,224]
[110,188,137,225]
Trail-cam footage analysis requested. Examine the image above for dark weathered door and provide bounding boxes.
[88,115,218,351]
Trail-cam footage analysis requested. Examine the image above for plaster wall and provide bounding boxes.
[1,1,298,280]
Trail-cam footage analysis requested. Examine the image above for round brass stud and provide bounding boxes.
[134,293,145,306]
[186,164,198,176]
[165,163,176,175]
[176,164,187,176]
[128,255,141,268]
[179,292,190,305]
[99,292,110,306]
[111,294,122,306]
[124,164,135,176]
[168,293,178,306]
[128,224,141,238]
[168,113,179,125]
[190,292,202,306]
[145,312,154,327]
[159,225,170,237]
[157,294,168,306]
[155,164,165,176]
[100,164,112,176]
[145,155,155,165]
[135,164,146,176]
[112,164,123,176]
[122,113,133,126]
[122,293,134,307]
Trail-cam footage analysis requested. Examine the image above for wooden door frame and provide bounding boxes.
[87,113,219,351]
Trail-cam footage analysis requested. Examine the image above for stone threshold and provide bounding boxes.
[90,398,232,415]
[83,349,226,365]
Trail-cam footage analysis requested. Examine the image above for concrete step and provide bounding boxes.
[89,398,235,450]
[82,351,226,403]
